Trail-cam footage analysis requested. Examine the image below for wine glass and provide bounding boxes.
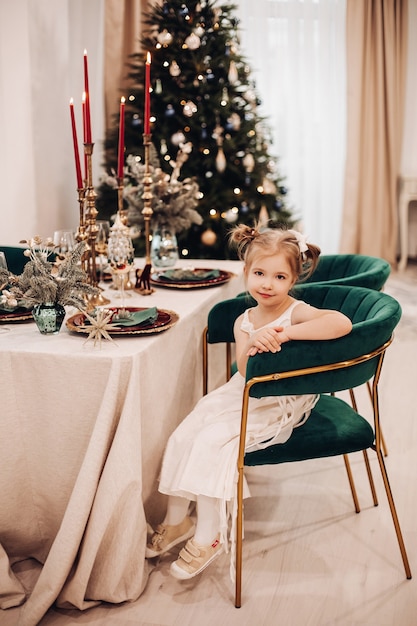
[53,230,75,257]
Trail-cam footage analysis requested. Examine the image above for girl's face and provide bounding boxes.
[245,251,296,307]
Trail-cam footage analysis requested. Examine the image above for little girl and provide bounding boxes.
[146,224,352,581]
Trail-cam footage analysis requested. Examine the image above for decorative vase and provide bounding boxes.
[32,302,66,335]
[151,228,179,268]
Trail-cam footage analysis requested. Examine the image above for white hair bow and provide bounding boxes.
[288,229,309,254]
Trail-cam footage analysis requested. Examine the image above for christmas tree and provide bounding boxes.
[97,0,294,259]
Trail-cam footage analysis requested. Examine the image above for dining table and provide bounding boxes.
[0,258,244,626]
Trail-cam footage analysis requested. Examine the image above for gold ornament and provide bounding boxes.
[201,229,217,246]
[215,147,227,173]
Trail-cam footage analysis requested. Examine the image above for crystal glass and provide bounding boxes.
[107,215,134,309]
[53,230,75,256]
[151,228,179,268]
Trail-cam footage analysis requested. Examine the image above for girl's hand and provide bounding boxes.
[247,326,288,356]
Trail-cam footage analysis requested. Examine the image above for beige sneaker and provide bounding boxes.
[145,516,195,558]
[169,536,223,580]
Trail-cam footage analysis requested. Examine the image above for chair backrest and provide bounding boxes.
[0,246,29,275]
[302,253,391,290]
[206,285,401,396]
[246,285,401,397]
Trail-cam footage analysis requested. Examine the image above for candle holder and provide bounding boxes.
[83,142,110,307]
[135,133,155,295]
[117,177,129,226]
[75,187,89,274]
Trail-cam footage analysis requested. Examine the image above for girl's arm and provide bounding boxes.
[276,302,352,343]
[233,304,352,376]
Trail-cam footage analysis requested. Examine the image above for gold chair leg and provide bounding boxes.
[375,447,412,579]
[203,326,208,396]
[226,342,232,382]
[343,454,360,513]
[235,467,244,608]
[362,449,378,506]
[366,381,388,456]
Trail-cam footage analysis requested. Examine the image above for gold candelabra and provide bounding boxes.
[79,142,110,306]
[135,133,155,295]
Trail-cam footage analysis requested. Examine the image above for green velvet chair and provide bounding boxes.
[238,254,390,297]
[302,253,391,290]
[203,285,411,608]
[0,246,29,275]
[236,253,391,455]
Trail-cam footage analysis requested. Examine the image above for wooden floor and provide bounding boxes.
[4,265,417,626]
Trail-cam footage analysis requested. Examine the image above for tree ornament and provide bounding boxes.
[160,138,168,155]
[263,177,277,194]
[201,228,217,246]
[215,147,227,173]
[164,104,175,117]
[228,60,239,84]
[155,78,162,94]
[171,131,186,145]
[259,205,269,226]
[157,29,173,46]
[169,60,181,77]
[224,208,239,223]
[243,152,255,173]
[80,309,117,348]
[195,25,205,37]
[184,32,201,50]
[228,112,241,131]
[183,100,198,117]
[179,4,189,19]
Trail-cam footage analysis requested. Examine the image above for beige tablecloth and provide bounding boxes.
[0,259,243,626]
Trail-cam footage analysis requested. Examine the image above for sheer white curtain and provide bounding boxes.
[235,0,347,253]
[0,0,105,245]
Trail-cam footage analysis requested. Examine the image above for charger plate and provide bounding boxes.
[0,309,33,323]
[66,307,179,336]
[150,268,233,289]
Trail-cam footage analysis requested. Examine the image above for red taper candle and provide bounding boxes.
[69,98,83,189]
[144,52,151,134]
[117,97,126,178]
[83,49,92,142]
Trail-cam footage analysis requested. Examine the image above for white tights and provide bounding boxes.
[163,494,220,546]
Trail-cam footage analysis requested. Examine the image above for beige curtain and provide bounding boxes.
[341,0,408,264]
[104,0,154,129]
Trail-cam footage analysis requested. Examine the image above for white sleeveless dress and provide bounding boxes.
[158,300,318,562]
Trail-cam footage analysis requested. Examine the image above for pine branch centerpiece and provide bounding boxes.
[0,237,99,334]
